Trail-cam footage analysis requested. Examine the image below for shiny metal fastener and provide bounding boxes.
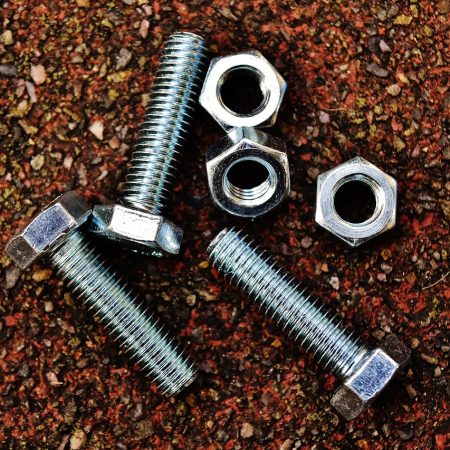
[6,192,197,395]
[90,32,209,257]
[208,228,410,419]
[206,127,290,218]
[315,157,397,247]
[199,50,286,131]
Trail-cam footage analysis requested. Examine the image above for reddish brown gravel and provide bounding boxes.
[1,1,449,449]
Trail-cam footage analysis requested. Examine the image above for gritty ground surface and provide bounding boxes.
[1,1,449,449]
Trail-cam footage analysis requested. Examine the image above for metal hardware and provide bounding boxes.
[6,192,197,395]
[207,228,410,419]
[90,32,209,256]
[206,127,290,218]
[315,157,397,247]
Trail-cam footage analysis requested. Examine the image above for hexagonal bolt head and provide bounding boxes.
[331,334,410,420]
[90,204,183,257]
[315,157,397,247]
[199,50,287,131]
[6,191,91,269]
[206,127,290,218]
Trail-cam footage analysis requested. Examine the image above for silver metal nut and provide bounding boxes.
[90,204,183,256]
[331,335,410,420]
[199,51,287,131]
[315,157,397,247]
[206,127,290,218]
[6,191,91,269]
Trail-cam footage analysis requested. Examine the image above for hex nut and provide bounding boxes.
[206,127,290,218]
[6,191,91,269]
[90,204,183,256]
[315,157,397,247]
[199,51,287,131]
[331,334,410,420]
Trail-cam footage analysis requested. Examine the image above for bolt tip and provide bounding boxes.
[207,227,238,255]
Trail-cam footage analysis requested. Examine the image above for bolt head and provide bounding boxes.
[331,334,410,420]
[90,204,183,257]
[6,191,91,269]
[199,51,287,131]
[315,157,397,247]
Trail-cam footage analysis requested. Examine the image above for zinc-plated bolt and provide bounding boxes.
[6,192,197,395]
[208,228,410,419]
[90,32,209,256]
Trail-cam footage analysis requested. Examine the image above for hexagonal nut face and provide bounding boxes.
[331,335,410,420]
[90,204,183,257]
[199,51,287,131]
[6,191,91,270]
[315,157,397,247]
[206,127,290,218]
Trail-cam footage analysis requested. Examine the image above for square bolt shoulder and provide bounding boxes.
[90,204,183,256]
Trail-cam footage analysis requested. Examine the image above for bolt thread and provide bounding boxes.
[121,32,208,215]
[208,228,369,379]
[48,230,197,395]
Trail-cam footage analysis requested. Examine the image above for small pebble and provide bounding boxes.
[186,294,196,306]
[367,63,388,78]
[30,64,47,85]
[280,439,294,450]
[301,236,313,248]
[30,154,45,171]
[420,354,438,365]
[328,276,340,290]
[1,30,14,45]
[25,81,37,103]
[89,120,104,140]
[240,422,254,438]
[387,84,401,96]
[0,64,17,77]
[379,40,391,52]
[5,266,21,289]
[32,269,52,281]
[70,429,87,450]
[140,19,150,38]
[319,111,330,124]
[116,48,132,70]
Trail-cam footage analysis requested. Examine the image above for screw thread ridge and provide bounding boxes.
[208,228,369,379]
[49,230,197,395]
[121,32,208,215]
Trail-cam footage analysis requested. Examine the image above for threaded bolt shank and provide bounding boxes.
[208,228,370,379]
[49,230,197,395]
[121,32,208,215]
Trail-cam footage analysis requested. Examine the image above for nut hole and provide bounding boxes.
[223,158,277,207]
[334,179,377,224]
[219,67,266,116]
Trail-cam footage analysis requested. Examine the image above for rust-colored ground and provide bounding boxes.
[1,1,449,449]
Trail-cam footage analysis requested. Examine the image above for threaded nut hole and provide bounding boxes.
[219,66,267,116]
[223,157,277,207]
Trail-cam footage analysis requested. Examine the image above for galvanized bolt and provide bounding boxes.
[207,228,410,419]
[6,192,197,395]
[90,32,209,256]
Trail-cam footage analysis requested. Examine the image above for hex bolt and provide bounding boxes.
[7,192,197,396]
[91,32,209,256]
[208,228,410,419]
